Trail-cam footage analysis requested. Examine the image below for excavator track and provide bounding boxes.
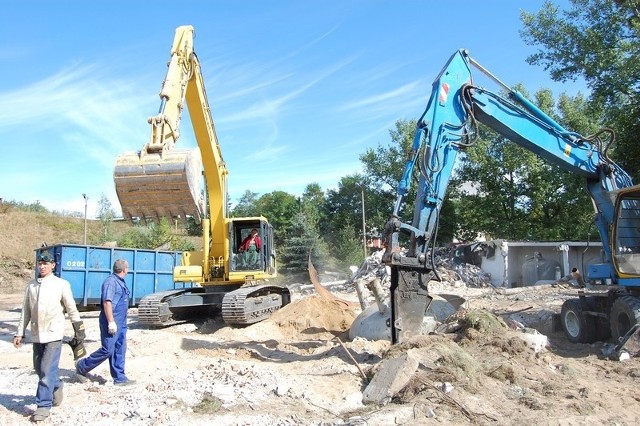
[222,285,291,325]
[138,289,188,327]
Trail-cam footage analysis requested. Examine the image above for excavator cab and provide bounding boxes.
[229,219,276,275]
[612,186,640,277]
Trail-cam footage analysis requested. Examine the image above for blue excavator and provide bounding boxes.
[383,49,640,349]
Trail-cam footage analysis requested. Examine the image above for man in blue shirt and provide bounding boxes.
[75,259,135,386]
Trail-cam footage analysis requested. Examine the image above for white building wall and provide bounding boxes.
[477,240,604,288]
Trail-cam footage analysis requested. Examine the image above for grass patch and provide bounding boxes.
[192,392,223,414]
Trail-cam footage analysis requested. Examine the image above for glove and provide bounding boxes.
[72,321,86,341]
[67,337,87,360]
[13,336,23,349]
[108,322,118,335]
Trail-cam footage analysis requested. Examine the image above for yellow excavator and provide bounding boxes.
[113,25,290,326]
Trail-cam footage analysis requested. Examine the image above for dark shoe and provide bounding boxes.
[75,361,88,383]
[53,382,64,406]
[114,379,136,386]
[31,407,50,422]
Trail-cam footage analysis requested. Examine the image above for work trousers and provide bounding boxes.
[76,317,128,383]
[33,340,62,409]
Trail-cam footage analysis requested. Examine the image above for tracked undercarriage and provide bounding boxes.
[137,284,292,327]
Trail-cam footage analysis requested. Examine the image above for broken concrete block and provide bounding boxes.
[362,352,419,405]
[517,328,548,353]
[440,382,454,393]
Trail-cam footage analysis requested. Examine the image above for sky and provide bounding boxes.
[0,0,582,219]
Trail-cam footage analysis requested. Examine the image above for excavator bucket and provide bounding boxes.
[114,148,203,223]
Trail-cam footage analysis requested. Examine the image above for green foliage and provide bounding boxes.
[359,119,416,222]
[279,212,329,272]
[332,222,365,269]
[117,218,194,251]
[521,0,640,180]
[185,216,202,236]
[322,175,367,236]
[360,119,417,191]
[231,190,260,217]
[96,193,116,243]
[300,183,326,230]
[253,191,301,247]
[5,199,49,214]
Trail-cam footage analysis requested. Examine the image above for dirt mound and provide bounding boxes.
[267,295,358,339]
[218,295,359,342]
[0,256,31,294]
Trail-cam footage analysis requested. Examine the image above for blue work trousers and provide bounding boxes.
[77,317,128,383]
[33,340,62,409]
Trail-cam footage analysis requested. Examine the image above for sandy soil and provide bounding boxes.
[1,284,640,426]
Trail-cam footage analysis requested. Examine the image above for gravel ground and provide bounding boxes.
[2,283,640,426]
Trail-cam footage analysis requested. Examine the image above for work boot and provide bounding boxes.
[75,361,88,383]
[31,407,50,422]
[53,382,64,406]
[114,379,137,386]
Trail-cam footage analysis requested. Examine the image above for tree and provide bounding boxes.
[520,0,640,179]
[450,87,601,241]
[332,221,366,269]
[118,218,194,251]
[300,183,326,230]
[360,119,417,192]
[230,190,260,217]
[254,191,301,247]
[279,212,331,273]
[96,193,116,243]
[322,174,368,246]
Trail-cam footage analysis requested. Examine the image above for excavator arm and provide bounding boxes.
[385,49,640,343]
[114,26,210,224]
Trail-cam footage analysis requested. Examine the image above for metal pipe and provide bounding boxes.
[353,279,369,311]
[367,278,388,314]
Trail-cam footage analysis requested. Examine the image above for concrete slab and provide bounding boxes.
[362,352,419,405]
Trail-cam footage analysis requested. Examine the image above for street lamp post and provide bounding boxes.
[82,193,88,245]
[361,189,367,259]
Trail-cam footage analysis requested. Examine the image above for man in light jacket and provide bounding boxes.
[14,250,85,422]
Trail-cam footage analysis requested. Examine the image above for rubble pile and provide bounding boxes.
[434,257,493,288]
[345,248,493,295]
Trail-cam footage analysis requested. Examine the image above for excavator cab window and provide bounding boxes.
[613,190,640,275]
[232,222,264,272]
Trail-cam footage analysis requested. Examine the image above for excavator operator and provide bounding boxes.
[239,229,261,268]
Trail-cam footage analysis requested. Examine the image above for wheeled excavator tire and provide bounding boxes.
[561,299,598,344]
[610,295,640,342]
[561,297,610,344]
